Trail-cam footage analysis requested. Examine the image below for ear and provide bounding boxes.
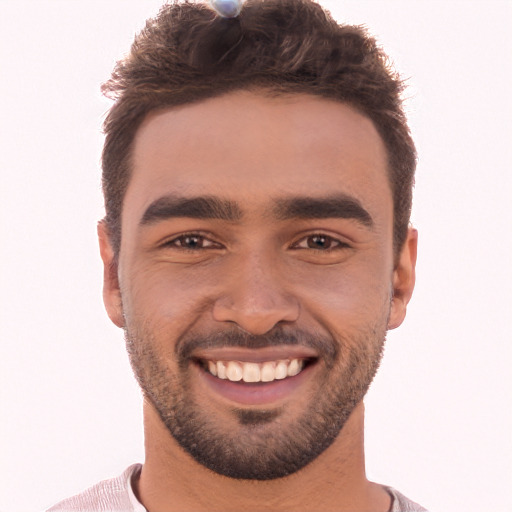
[388,227,418,330]
[97,220,125,328]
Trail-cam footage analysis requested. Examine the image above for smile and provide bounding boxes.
[191,346,320,405]
[201,358,310,383]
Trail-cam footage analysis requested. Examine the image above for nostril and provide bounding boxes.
[212,299,300,336]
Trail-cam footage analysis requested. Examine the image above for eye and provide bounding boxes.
[164,233,220,251]
[292,234,348,251]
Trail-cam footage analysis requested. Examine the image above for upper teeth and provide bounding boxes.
[206,359,306,383]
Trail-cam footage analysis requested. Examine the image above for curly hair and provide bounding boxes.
[101,0,416,257]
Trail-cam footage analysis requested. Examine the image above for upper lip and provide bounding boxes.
[192,346,319,363]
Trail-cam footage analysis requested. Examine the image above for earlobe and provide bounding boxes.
[97,220,125,328]
[388,228,418,330]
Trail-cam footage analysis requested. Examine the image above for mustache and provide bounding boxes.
[176,325,339,364]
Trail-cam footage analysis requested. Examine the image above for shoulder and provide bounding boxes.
[385,486,430,512]
[46,464,143,512]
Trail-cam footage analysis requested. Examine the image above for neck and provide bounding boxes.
[135,400,390,512]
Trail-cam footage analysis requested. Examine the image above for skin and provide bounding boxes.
[98,91,417,511]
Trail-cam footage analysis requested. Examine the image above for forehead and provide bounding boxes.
[124,91,391,227]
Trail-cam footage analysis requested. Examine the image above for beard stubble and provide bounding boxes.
[124,320,387,480]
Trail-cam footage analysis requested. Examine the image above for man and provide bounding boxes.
[48,0,426,510]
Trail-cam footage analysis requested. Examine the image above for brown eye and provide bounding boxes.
[306,235,333,250]
[292,233,349,252]
[182,235,204,249]
[168,234,217,250]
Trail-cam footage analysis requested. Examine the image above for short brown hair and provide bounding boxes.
[102,0,416,256]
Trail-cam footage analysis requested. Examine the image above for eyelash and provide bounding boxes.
[162,232,221,251]
[162,232,349,252]
[291,233,350,252]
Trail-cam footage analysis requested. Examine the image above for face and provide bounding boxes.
[100,91,416,480]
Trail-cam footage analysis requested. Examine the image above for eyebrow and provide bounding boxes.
[140,195,243,225]
[139,193,373,228]
[272,195,374,227]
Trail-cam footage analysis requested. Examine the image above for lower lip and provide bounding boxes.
[193,362,317,406]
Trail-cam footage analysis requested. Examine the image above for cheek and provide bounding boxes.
[120,247,393,333]
[294,255,392,321]
[121,261,219,327]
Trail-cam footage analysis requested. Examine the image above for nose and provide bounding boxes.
[212,254,300,335]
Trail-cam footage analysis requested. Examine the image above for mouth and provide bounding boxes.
[197,357,315,383]
[190,347,319,406]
